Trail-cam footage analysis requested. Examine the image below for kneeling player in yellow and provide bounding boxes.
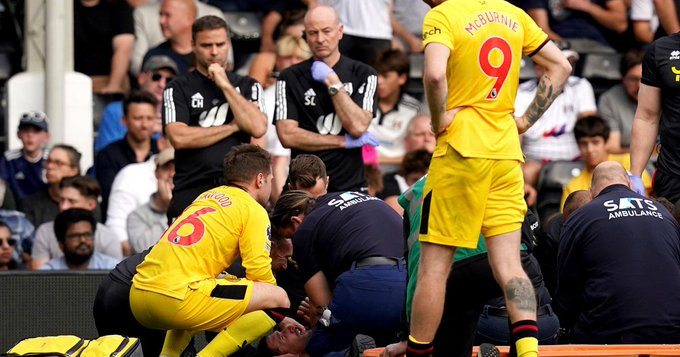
[130,144,297,357]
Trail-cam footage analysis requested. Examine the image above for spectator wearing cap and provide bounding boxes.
[0,111,50,201]
[95,91,160,232]
[96,55,178,153]
[126,148,175,254]
[141,0,197,75]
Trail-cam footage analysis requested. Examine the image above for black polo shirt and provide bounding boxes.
[274,56,378,193]
[162,70,265,193]
[641,33,680,177]
[557,184,680,343]
[292,191,404,285]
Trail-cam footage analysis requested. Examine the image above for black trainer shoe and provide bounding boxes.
[478,343,501,357]
[346,334,377,357]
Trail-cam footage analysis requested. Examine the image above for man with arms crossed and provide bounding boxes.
[163,16,267,221]
[275,6,379,193]
[407,1,571,356]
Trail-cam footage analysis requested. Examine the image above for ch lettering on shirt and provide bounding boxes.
[464,11,519,36]
[191,92,204,108]
[327,191,380,211]
[196,191,233,207]
[604,197,663,220]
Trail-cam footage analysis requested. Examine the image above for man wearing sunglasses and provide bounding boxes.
[96,55,178,153]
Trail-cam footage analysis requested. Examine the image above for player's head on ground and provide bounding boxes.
[223,144,273,207]
[255,325,311,356]
[574,115,610,171]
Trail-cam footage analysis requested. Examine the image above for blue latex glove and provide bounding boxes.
[629,174,645,196]
[344,132,380,149]
[311,61,334,83]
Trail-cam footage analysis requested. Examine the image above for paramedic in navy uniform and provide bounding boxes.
[556,161,680,344]
[274,5,379,193]
[270,190,406,356]
[162,15,266,221]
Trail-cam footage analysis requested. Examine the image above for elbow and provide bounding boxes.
[252,123,267,139]
[423,71,446,89]
[277,131,294,149]
[346,122,369,138]
[166,135,188,150]
[614,21,628,33]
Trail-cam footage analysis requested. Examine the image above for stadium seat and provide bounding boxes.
[520,56,536,81]
[581,53,622,81]
[223,12,261,40]
[407,53,425,99]
[536,160,585,223]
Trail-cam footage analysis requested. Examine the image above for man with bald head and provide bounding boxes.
[556,161,680,344]
[274,5,379,193]
[142,0,197,74]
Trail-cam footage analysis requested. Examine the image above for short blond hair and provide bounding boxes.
[276,35,311,60]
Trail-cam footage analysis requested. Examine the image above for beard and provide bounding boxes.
[64,245,93,266]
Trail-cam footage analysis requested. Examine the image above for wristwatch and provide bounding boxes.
[328,82,344,96]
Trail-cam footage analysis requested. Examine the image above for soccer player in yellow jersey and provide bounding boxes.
[408,1,572,357]
[130,144,300,357]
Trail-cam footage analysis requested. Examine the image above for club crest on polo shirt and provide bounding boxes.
[191,92,204,108]
[670,50,680,60]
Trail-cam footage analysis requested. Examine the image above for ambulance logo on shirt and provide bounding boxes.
[670,50,680,60]
[191,93,204,108]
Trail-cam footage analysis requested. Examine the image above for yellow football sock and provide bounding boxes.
[161,330,195,357]
[515,337,538,357]
[197,311,277,357]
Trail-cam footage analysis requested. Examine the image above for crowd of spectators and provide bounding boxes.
[1,0,680,355]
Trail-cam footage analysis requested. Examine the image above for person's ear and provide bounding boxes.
[87,199,97,212]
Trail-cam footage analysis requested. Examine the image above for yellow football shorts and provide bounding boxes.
[130,276,254,332]
[420,142,526,248]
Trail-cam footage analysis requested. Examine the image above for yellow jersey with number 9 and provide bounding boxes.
[422,0,548,161]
